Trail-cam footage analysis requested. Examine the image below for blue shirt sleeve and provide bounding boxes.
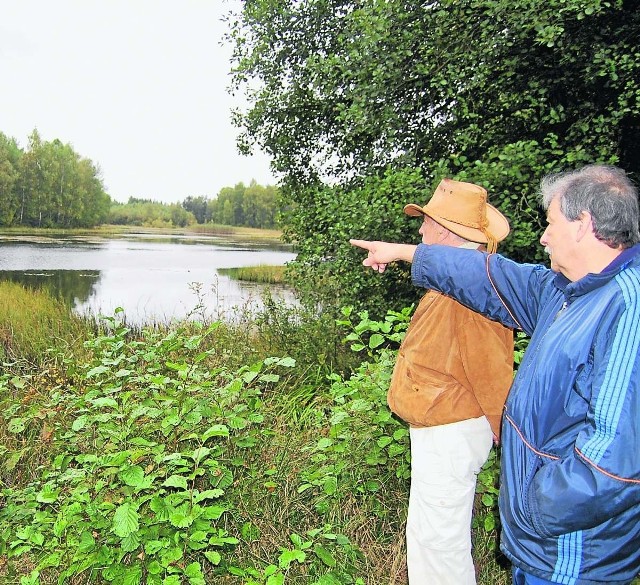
[410,243,554,335]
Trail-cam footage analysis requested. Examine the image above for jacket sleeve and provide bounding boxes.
[411,244,554,336]
[528,295,640,535]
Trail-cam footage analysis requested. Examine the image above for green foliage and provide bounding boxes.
[0,129,110,228]
[337,305,412,357]
[110,183,280,230]
[282,168,427,316]
[109,198,196,228]
[228,0,640,312]
[0,310,414,583]
[205,181,280,229]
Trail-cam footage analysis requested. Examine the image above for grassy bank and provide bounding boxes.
[218,266,286,285]
[0,224,286,245]
[0,281,90,365]
[0,286,511,584]
[187,223,284,243]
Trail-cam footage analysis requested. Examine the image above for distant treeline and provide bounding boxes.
[1,129,279,229]
[111,182,279,230]
[0,130,110,228]
[182,182,279,229]
[109,198,196,228]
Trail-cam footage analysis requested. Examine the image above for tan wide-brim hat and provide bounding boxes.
[404,178,510,252]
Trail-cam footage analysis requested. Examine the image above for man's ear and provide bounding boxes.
[575,211,594,242]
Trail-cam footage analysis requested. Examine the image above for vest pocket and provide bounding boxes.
[388,359,459,426]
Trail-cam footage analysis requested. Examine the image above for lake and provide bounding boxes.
[0,232,297,326]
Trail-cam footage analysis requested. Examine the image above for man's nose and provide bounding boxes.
[540,229,548,246]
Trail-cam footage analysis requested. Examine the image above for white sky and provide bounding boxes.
[0,0,275,204]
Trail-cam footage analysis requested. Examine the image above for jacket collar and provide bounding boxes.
[554,243,640,299]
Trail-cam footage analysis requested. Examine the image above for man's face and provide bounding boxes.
[540,197,581,279]
[418,216,443,245]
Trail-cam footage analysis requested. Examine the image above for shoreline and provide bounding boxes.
[0,224,292,247]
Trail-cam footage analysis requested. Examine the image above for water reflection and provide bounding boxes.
[0,269,100,307]
[0,233,297,326]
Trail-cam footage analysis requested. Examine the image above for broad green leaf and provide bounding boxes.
[267,574,285,585]
[484,515,496,531]
[259,373,280,383]
[20,569,40,585]
[36,485,59,504]
[5,449,25,470]
[202,424,229,441]
[316,438,332,449]
[121,532,141,552]
[8,418,26,433]
[194,489,224,502]
[314,544,337,567]
[189,447,211,463]
[377,436,393,448]
[112,502,139,537]
[91,397,119,409]
[72,415,88,431]
[323,476,337,495]
[122,566,142,585]
[203,551,221,565]
[119,465,145,487]
[149,496,171,521]
[145,540,166,555]
[278,549,305,568]
[160,546,183,568]
[37,551,62,569]
[200,505,226,520]
[86,365,109,378]
[163,475,188,489]
[169,508,193,528]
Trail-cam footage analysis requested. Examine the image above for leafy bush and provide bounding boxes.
[0,302,521,584]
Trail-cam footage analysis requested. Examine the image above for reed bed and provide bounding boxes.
[218,265,286,284]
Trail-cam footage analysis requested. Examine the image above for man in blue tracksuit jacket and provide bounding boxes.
[351,164,640,584]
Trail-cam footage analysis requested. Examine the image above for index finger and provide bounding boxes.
[349,239,371,251]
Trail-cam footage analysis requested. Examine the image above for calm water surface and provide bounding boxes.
[0,233,297,325]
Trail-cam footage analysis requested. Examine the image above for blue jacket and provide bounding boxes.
[411,243,640,585]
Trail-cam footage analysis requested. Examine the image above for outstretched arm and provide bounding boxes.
[349,239,417,273]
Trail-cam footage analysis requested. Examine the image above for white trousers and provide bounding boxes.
[406,417,493,585]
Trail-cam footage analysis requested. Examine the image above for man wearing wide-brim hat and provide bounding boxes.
[355,178,514,584]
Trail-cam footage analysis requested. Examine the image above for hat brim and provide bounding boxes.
[403,203,510,244]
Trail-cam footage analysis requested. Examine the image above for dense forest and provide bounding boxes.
[228,0,640,316]
[0,130,111,228]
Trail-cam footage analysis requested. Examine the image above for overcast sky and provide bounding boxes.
[0,0,275,203]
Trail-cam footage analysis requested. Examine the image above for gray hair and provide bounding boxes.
[539,165,640,249]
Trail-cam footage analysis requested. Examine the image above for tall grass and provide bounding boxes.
[0,281,90,365]
[218,265,286,284]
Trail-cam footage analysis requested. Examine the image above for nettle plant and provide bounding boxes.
[306,306,413,496]
[0,314,362,585]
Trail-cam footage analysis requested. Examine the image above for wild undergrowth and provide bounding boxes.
[0,290,512,584]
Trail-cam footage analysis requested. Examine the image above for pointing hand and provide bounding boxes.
[349,239,417,273]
